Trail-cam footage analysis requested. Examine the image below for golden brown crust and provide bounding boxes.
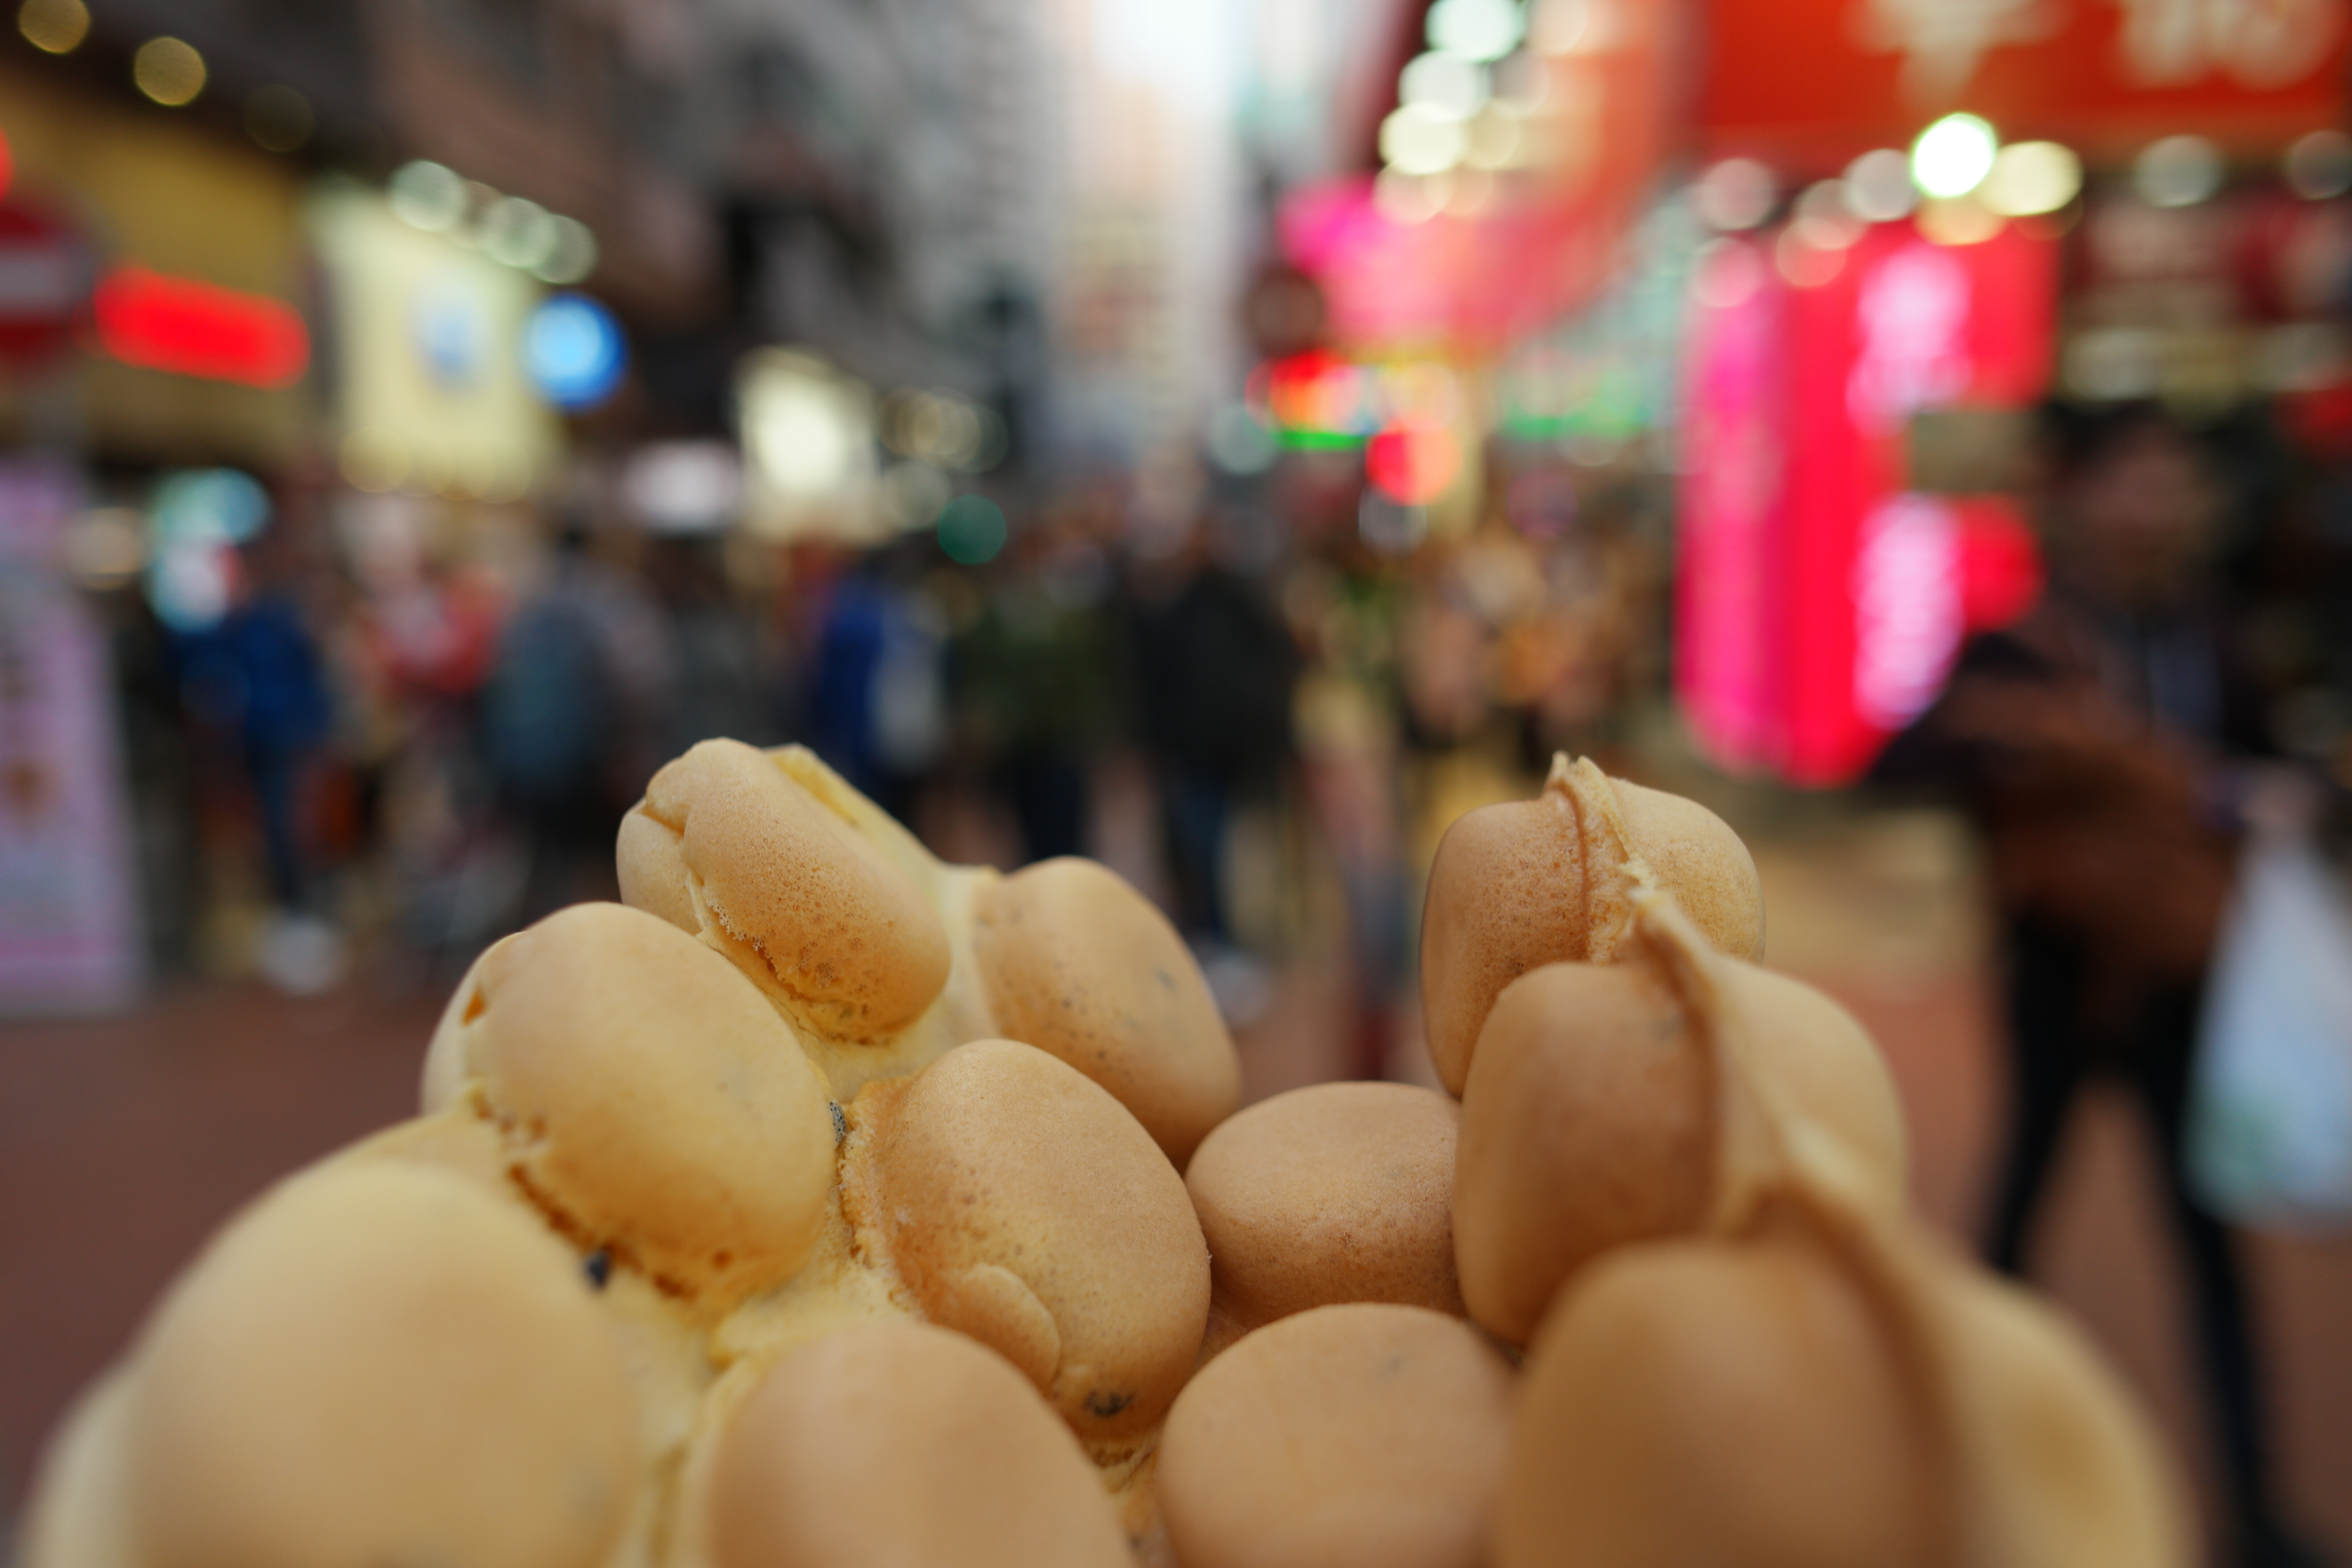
[428,903,839,1307]
[973,857,1241,1168]
[839,1039,1210,1446]
[1418,756,1764,1095]
[1453,962,1718,1345]
[1185,1082,1463,1330]
[1157,1304,1515,1568]
[705,1321,1131,1568]
[635,738,951,1037]
[123,1162,639,1568]
[1498,1232,1948,1568]
[1487,885,2184,1568]
[1452,952,1907,1345]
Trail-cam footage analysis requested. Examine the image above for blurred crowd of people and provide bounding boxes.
[102,466,1671,1065]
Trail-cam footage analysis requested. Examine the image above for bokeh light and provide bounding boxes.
[2135,134,2224,208]
[1844,148,1918,222]
[1776,226,1845,287]
[244,85,314,152]
[536,217,599,285]
[1981,141,2082,217]
[486,197,560,272]
[1400,51,1489,121]
[1425,0,1524,62]
[133,38,208,107]
[388,162,468,232]
[1911,114,1997,200]
[1375,167,1449,225]
[17,0,86,53]
[1917,193,2004,246]
[1695,157,1776,231]
[1367,423,1463,504]
[1205,404,1279,474]
[1793,180,1865,250]
[522,294,627,411]
[1381,105,1466,176]
[65,509,147,592]
[152,469,272,545]
[2285,128,2352,200]
[879,461,954,529]
[1528,0,1593,54]
[936,494,1008,565]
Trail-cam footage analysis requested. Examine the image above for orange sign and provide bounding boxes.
[1704,0,2347,169]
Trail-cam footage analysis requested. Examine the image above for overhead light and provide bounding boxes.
[1981,141,2081,216]
[1911,114,1998,200]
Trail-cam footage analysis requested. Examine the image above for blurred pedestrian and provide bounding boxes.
[480,522,670,923]
[1133,515,1298,952]
[1880,404,2329,1568]
[173,519,343,990]
[953,524,1115,863]
[806,542,946,826]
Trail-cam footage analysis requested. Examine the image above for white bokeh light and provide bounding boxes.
[1981,141,2081,217]
[1381,104,1467,175]
[1912,114,1998,200]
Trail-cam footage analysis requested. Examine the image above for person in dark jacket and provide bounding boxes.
[1878,404,2328,1568]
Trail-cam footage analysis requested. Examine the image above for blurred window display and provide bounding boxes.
[738,349,880,541]
[312,186,560,503]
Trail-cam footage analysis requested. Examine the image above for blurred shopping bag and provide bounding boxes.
[2189,820,2352,1230]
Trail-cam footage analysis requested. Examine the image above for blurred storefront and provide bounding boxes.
[0,54,313,466]
[311,181,561,505]
[1673,0,2352,783]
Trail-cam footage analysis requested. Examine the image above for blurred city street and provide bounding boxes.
[5,0,2352,1561]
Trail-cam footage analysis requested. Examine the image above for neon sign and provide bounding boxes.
[90,265,308,388]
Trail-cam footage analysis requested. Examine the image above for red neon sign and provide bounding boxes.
[91,265,309,388]
[1678,223,2057,785]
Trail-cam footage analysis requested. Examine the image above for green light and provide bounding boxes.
[937,495,1007,565]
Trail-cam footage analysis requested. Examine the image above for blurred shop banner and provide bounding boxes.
[0,460,143,1013]
[1281,0,1682,349]
[1706,0,2347,165]
[0,196,89,369]
[1679,222,2052,784]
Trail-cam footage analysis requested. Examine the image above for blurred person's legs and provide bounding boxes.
[1163,766,1230,944]
[1993,919,2329,1565]
[247,744,306,911]
[1005,752,1087,865]
[1986,920,2094,1274]
[247,745,348,994]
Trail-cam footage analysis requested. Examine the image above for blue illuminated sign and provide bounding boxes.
[522,293,625,410]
